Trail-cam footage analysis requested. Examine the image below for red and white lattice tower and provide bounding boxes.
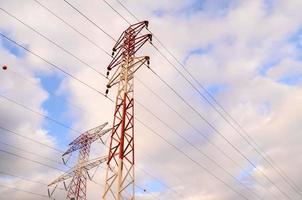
[48,122,110,200]
[103,21,151,200]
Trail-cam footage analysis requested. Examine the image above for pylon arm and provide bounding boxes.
[112,21,149,52]
[48,156,108,187]
[63,127,111,157]
[107,34,151,71]
[69,122,108,146]
[106,56,149,89]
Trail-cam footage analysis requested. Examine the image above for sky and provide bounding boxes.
[0,0,302,199]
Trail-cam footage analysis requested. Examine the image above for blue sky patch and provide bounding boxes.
[259,101,271,116]
[0,30,26,58]
[258,58,281,76]
[179,0,232,18]
[288,27,302,60]
[183,45,212,64]
[262,0,274,15]
[278,74,302,86]
[206,83,227,96]
[38,73,72,147]
[139,179,166,194]
[152,9,165,17]
[237,158,258,187]
[183,0,204,16]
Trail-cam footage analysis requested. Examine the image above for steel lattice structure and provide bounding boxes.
[103,21,151,200]
[48,122,111,200]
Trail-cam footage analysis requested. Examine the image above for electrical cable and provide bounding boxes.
[113,0,302,196]
[0,141,63,166]
[0,30,266,200]
[64,1,294,198]
[33,0,110,57]
[62,0,116,41]
[0,7,107,79]
[0,184,49,198]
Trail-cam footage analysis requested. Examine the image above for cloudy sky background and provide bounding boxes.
[0,0,301,199]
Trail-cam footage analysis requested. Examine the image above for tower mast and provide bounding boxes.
[48,123,110,200]
[103,21,151,200]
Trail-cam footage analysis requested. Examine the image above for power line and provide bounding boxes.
[149,68,292,200]
[0,32,111,101]
[0,92,247,199]
[0,126,62,153]
[0,149,105,198]
[1,151,161,200]
[0,93,81,134]
[0,34,255,200]
[0,171,66,192]
[113,0,302,196]
[0,72,162,199]
[0,184,49,199]
[0,171,49,187]
[0,127,156,198]
[29,1,296,197]
[0,140,62,166]
[0,36,182,200]
[135,183,161,200]
[0,7,107,79]
[3,65,182,199]
[136,100,263,200]
[31,3,278,195]
[62,0,116,41]
[0,9,229,197]
[136,165,185,199]
[134,117,250,200]
[135,77,274,195]
[0,124,162,199]
[5,66,95,120]
[134,77,234,162]
[151,45,294,199]
[0,7,284,197]
[0,126,88,171]
[0,142,160,200]
[0,92,181,199]
[115,0,140,22]
[2,0,298,198]
[66,1,293,198]
[101,1,292,193]
[21,2,265,197]
[0,83,177,199]
[0,4,290,195]
[0,148,63,172]
[100,0,131,25]
[2,67,183,199]
[33,0,110,57]
[0,5,203,197]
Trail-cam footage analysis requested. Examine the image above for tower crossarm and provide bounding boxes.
[63,124,111,157]
[107,34,151,72]
[112,21,149,53]
[106,56,149,89]
[48,156,108,197]
[70,122,108,145]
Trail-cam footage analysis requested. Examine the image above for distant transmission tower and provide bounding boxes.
[103,21,151,200]
[48,122,111,200]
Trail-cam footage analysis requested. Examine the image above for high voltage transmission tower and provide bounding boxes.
[103,21,151,200]
[48,122,111,200]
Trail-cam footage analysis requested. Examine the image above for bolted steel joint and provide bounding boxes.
[144,20,149,28]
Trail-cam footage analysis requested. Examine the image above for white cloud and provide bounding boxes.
[0,0,302,199]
